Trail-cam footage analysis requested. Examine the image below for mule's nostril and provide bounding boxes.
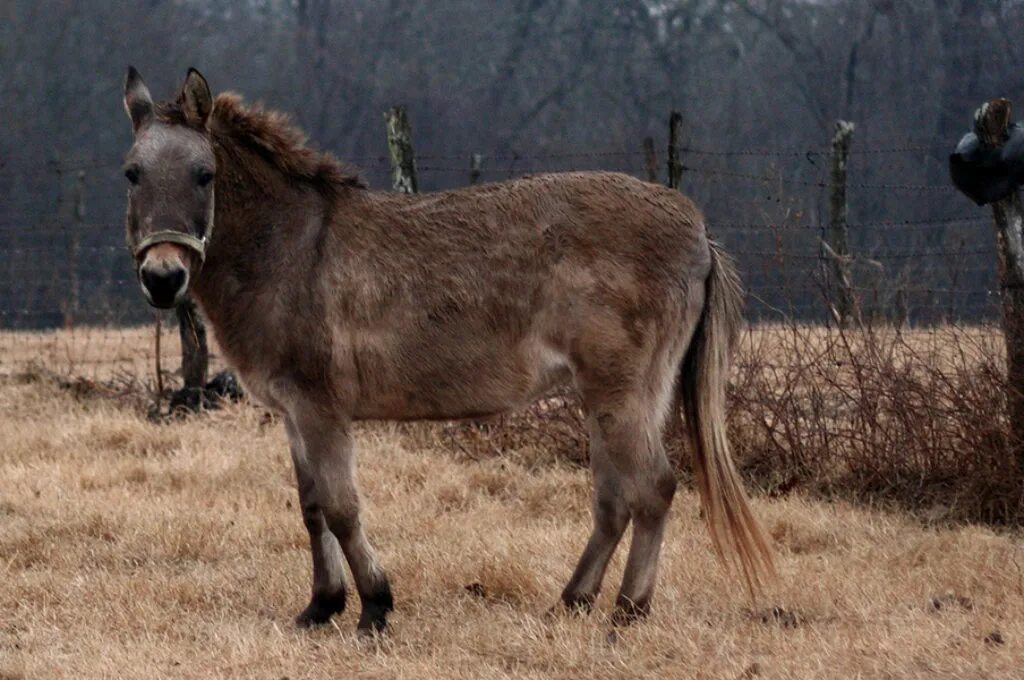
[140,266,187,307]
[141,267,185,294]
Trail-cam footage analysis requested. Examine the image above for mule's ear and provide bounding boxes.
[124,65,154,133]
[180,68,213,128]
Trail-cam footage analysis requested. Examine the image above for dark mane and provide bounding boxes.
[156,92,366,191]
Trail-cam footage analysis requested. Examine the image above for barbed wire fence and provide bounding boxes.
[0,110,1003,386]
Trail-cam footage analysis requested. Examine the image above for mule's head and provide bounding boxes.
[122,67,216,308]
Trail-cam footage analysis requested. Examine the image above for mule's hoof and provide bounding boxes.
[295,590,347,627]
[548,592,595,619]
[356,620,389,639]
[610,597,650,627]
[355,583,394,635]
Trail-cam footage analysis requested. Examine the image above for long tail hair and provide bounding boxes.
[679,241,775,594]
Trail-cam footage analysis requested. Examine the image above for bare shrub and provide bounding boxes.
[729,321,1023,524]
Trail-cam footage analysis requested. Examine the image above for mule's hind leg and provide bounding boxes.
[285,418,348,627]
[580,403,677,625]
[574,348,684,625]
[293,412,393,635]
[558,422,631,613]
[609,429,677,625]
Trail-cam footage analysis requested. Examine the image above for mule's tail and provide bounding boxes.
[680,240,775,595]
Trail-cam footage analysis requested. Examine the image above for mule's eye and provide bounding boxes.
[124,166,140,185]
[197,169,215,188]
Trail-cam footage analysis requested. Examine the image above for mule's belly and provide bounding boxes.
[350,332,572,421]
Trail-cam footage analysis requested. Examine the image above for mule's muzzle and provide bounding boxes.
[139,261,188,308]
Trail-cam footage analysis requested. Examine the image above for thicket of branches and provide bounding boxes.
[3,1,1024,326]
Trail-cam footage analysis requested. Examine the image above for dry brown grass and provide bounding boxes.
[2,344,1024,678]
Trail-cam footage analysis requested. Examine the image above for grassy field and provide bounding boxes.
[1,349,1023,679]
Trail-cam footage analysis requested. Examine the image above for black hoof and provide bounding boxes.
[558,592,596,616]
[356,583,394,635]
[295,589,347,627]
[610,596,650,627]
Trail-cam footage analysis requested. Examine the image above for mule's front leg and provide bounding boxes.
[295,413,393,635]
[285,418,348,627]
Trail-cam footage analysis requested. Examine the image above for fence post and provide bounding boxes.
[667,111,683,190]
[384,106,418,194]
[643,136,658,183]
[50,155,65,326]
[469,153,483,185]
[895,286,909,329]
[176,298,209,394]
[827,120,855,326]
[63,170,84,329]
[976,98,1024,475]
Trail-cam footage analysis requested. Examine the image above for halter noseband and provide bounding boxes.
[133,230,208,263]
[133,192,214,264]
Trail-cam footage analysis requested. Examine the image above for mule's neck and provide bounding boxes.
[188,130,330,329]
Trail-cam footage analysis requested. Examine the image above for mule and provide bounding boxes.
[120,67,774,635]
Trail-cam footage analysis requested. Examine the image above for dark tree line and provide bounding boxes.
[2,0,1024,327]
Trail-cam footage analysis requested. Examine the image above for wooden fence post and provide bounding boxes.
[976,98,1024,475]
[62,170,84,329]
[895,286,909,329]
[50,155,64,326]
[827,120,855,326]
[176,298,208,393]
[667,111,683,190]
[384,106,418,194]
[469,153,483,185]
[643,136,658,183]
